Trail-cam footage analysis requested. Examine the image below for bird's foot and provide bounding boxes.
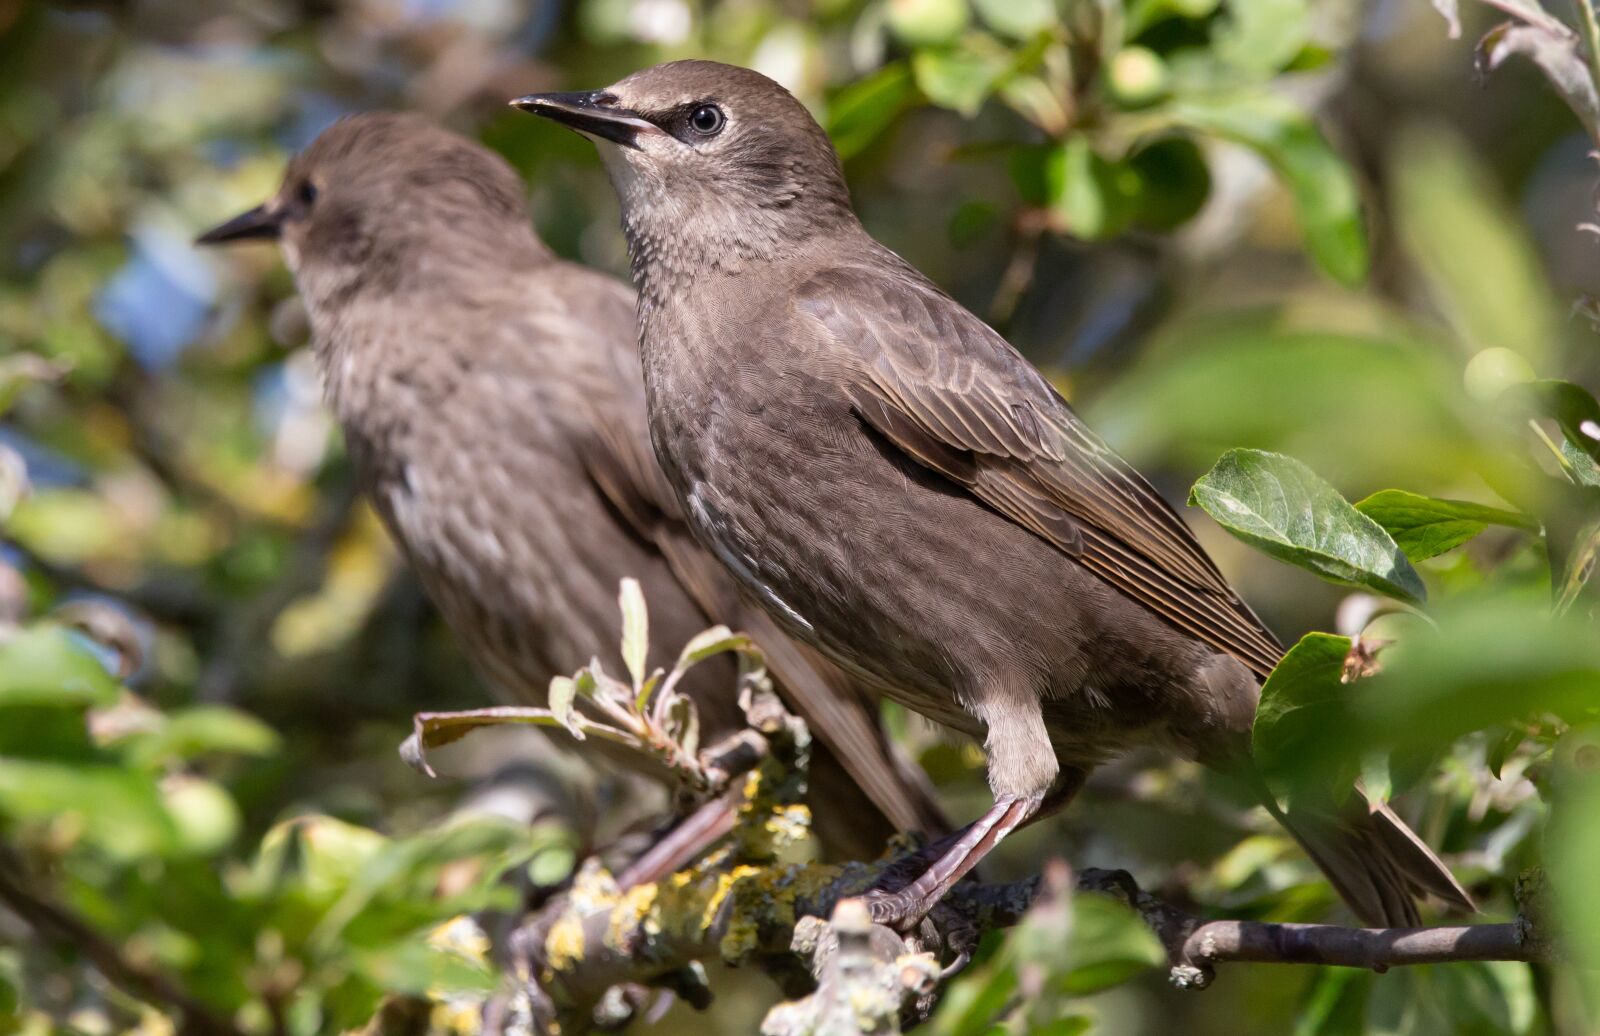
[860,886,936,931]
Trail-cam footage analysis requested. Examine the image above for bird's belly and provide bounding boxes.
[669,404,1212,767]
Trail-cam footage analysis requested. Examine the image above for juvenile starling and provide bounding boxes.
[512,63,1474,928]
[195,112,945,858]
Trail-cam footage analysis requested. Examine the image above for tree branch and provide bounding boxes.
[0,844,246,1036]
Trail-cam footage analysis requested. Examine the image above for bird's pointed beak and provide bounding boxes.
[194,203,282,246]
[509,91,657,149]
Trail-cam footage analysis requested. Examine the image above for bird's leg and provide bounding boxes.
[864,690,1070,930]
[863,792,1043,929]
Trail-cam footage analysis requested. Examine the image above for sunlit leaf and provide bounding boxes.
[0,625,121,709]
[913,34,1012,116]
[618,577,649,690]
[887,0,970,47]
[120,705,281,768]
[1166,94,1369,285]
[1189,449,1427,603]
[1212,0,1312,78]
[1392,126,1562,368]
[0,760,179,860]
[1354,489,1536,562]
[548,675,584,740]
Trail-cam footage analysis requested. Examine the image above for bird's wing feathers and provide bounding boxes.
[796,266,1282,680]
[552,272,947,837]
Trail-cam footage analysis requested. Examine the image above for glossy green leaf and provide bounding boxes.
[1167,94,1368,285]
[0,625,120,709]
[1189,449,1427,603]
[1354,489,1535,562]
[1562,439,1600,486]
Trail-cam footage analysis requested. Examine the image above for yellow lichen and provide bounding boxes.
[544,912,587,973]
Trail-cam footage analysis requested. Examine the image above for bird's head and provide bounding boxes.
[512,61,857,264]
[196,112,544,313]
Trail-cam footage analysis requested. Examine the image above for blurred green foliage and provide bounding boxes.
[2,0,1600,1033]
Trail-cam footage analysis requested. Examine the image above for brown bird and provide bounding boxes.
[195,112,945,861]
[512,62,1474,928]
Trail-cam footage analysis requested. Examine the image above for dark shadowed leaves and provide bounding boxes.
[1190,450,1427,604]
[1508,379,1600,464]
[1354,489,1536,562]
[1478,19,1600,144]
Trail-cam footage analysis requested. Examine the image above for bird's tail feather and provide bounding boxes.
[1263,792,1476,928]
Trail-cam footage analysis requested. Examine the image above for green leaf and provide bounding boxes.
[121,705,281,768]
[1561,439,1600,486]
[1354,489,1536,562]
[1127,0,1221,37]
[828,63,916,161]
[0,625,120,708]
[1251,633,1355,797]
[1189,449,1427,603]
[673,626,755,671]
[1059,894,1165,994]
[1510,379,1600,464]
[618,577,648,690]
[1048,136,1142,240]
[0,760,180,860]
[971,0,1055,41]
[547,676,583,740]
[1212,0,1313,77]
[1166,94,1368,286]
[913,34,1012,117]
[887,0,970,47]
[162,775,241,855]
[1393,126,1562,370]
[1357,597,1600,754]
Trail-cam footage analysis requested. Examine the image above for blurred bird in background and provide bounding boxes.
[195,112,945,863]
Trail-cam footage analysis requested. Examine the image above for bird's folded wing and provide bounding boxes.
[573,333,948,837]
[795,266,1283,680]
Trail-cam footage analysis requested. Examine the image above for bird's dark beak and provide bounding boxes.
[509,91,657,149]
[194,204,282,246]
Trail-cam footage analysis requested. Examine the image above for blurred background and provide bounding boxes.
[2,0,1598,1032]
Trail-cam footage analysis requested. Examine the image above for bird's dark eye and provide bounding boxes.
[688,104,725,137]
[297,181,319,207]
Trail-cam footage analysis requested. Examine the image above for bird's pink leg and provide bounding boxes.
[863,793,1043,929]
